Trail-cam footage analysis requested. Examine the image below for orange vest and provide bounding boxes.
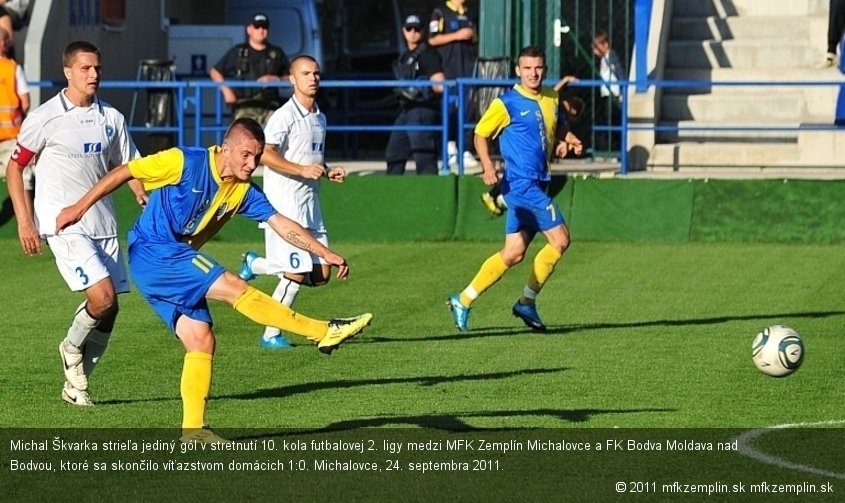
[0,58,22,141]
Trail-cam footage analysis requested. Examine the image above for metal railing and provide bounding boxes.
[28,75,845,177]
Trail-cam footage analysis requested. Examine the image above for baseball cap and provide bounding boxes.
[403,15,422,30]
[250,13,269,28]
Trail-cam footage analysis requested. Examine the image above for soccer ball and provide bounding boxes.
[751,325,804,377]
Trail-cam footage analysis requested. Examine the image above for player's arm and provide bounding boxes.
[474,98,509,185]
[266,213,349,279]
[261,143,324,179]
[55,165,134,233]
[6,156,39,255]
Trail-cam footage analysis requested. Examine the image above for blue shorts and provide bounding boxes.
[127,231,225,333]
[502,178,566,235]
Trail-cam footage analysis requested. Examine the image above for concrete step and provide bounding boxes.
[660,93,807,122]
[663,67,843,83]
[666,39,819,69]
[659,68,840,119]
[654,122,800,143]
[649,142,801,169]
[673,0,826,17]
[671,16,812,41]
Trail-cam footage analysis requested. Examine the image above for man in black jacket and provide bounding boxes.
[210,13,290,126]
[385,15,445,175]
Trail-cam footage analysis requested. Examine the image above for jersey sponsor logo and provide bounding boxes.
[520,110,530,116]
[83,142,102,154]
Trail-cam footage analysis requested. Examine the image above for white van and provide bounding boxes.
[169,0,403,79]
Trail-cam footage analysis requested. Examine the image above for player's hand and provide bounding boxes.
[482,166,499,186]
[325,253,349,280]
[135,191,149,207]
[556,132,583,158]
[327,166,346,183]
[55,204,84,235]
[300,164,325,180]
[17,220,41,256]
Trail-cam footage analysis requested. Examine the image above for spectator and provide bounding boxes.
[428,0,479,171]
[385,14,445,175]
[0,26,30,213]
[592,29,624,155]
[0,0,29,50]
[209,12,290,127]
[821,0,845,67]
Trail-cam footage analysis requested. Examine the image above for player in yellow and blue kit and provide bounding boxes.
[448,46,580,333]
[56,118,373,443]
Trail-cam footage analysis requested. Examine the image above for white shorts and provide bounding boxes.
[263,228,328,274]
[47,234,130,293]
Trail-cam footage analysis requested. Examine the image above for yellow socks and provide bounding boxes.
[181,352,212,430]
[524,244,563,301]
[233,286,327,343]
[460,252,509,307]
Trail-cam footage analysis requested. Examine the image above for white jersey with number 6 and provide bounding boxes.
[262,95,327,232]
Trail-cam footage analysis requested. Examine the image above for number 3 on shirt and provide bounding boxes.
[75,267,90,286]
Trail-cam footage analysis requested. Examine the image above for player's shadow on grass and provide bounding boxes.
[222,367,568,402]
[235,406,677,438]
[363,310,845,343]
[553,310,845,334]
[96,367,570,406]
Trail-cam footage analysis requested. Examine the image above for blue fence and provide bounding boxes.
[33,74,840,177]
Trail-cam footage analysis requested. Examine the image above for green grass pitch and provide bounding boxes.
[1,239,843,500]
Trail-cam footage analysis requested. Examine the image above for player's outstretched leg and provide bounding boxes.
[233,285,372,354]
[318,313,374,355]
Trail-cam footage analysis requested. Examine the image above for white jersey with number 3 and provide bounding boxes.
[262,95,326,232]
[14,90,138,238]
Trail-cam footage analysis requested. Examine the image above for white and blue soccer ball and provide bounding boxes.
[752,325,804,377]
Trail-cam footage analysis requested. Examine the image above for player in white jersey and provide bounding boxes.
[237,55,347,349]
[5,41,146,406]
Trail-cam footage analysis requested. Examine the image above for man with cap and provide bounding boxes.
[385,14,445,175]
[210,12,290,127]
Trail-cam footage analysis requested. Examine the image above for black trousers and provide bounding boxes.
[385,106,439,175]
[829,0,845,54]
